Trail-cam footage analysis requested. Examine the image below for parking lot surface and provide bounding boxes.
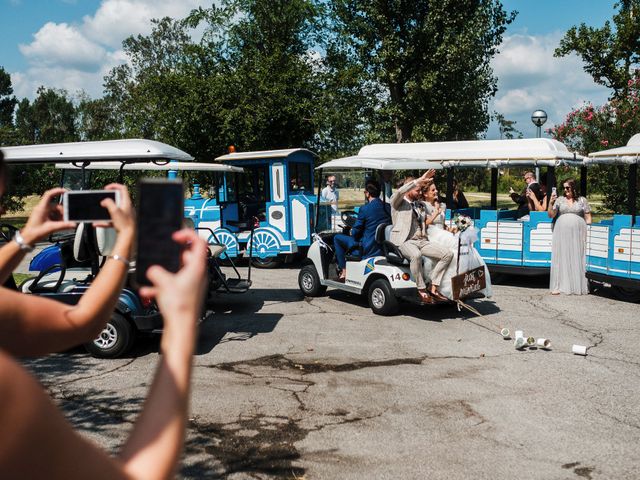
[23,266,640,479]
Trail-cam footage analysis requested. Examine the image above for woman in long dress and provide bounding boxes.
[548,177,592,295]
[420,183,492,299]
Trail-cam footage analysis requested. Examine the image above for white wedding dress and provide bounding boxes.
[421,202,492,299]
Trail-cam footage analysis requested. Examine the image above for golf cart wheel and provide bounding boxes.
[298,264,327,297]
[251,256,283,269]
[368,279,399,316]
[612,285,640,303]
[84,312,135,358]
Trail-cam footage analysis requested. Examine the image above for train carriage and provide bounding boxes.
[585,134,640,301]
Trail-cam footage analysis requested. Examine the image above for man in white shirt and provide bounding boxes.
[320,175,339,213]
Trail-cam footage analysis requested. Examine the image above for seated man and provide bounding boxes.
[390,171,453,303]
[334,180,391,280]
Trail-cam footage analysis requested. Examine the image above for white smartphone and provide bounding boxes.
[551,187,557,196]
[63,190,120,222]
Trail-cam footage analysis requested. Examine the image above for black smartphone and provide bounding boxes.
[63,190,120,222]
[135,179,184,286]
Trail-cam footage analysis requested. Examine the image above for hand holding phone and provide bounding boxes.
[135,179,184,286]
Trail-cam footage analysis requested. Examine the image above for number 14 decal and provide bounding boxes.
[389,273,401,281]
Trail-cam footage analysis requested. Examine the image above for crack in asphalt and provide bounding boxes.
[595,408,640,431]
[521,296,605,348]
[47,358,138,388]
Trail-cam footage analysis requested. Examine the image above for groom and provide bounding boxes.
[389,171,453,303]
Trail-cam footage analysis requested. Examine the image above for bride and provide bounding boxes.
[420,182,492,300]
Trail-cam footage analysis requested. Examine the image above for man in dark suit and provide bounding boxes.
[334,180,391,280]
[510,171,544,219]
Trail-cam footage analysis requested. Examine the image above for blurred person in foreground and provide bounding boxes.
[0,150,208,479]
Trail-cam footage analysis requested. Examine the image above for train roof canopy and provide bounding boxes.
[1,139,194,164]
[353,138,583,168]
[216,148,317,162]
[587,134,640,164]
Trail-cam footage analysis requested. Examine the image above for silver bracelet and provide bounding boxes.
[107,254,130,267]
[13,230,35,252]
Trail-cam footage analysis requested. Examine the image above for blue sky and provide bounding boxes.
[0,0,618,139]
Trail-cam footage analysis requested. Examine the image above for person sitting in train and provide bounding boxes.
[509,171,543,219]
[333,180,391,281]
[449,178,470,210]
[527,176,553,212]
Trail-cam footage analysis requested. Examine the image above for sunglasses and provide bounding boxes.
[563,186,571,190]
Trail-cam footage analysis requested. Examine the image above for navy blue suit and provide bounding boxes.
[334,197,391,270]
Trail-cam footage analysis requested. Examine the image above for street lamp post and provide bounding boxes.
[531,109,548,181]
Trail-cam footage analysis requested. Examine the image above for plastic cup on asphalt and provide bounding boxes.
[514,337,526,350]
[572,344,588,356]
[515,330,524,339]
[526,336,536,347]
[537,338,551,349]
[501,328,511,339]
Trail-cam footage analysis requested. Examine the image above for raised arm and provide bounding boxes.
[0,230,208,480]
[0,184,135,356]
[119,229,207,480]
[547,191,558,219]
[0,188,75,284]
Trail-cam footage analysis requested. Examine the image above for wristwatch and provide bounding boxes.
[13,230,35,252]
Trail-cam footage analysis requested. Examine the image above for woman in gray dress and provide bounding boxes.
[547,178,592,295]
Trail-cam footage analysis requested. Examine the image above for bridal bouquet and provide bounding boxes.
[453,213,473,232]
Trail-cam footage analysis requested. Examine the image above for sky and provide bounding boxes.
[0,0,619,140]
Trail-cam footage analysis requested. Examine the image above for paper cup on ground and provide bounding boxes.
[501,328,511,339]
[515,330,524,339]
[526,336,536,346]
[537,338,551,349]
[572,344,588,356]
[514,337,526,350]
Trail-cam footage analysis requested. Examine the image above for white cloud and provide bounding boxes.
[19,22,107,71]
[487,33,611,138]
[12,0,212,99]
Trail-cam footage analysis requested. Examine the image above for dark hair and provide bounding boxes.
[365,180,381,198]
[562,177,579,199]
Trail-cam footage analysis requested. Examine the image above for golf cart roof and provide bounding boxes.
[55,161,243,173]
[354,138,583,168]
[216,148,317,162]
[586,134,640,164]
[1,139,194,164]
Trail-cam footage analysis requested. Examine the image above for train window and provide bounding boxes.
[288,162,312,192]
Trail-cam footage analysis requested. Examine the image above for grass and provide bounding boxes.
[13,273,31,286]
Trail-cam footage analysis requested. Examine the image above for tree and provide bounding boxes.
[547,75,640,213]
[328,0,516,143]
[555,0,640,99]
[494,112,522,139]
[0,67,17,128]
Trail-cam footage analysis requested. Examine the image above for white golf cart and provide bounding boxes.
[298,157,488,315]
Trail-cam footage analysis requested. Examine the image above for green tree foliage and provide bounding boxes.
[548,75,640,213]
[328,0,516,143]
[555,0,640,99]
[494,112,522,139]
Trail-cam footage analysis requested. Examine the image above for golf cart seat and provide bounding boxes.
[22,223,96,294]
[380,224,408,266]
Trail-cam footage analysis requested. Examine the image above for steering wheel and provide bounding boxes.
[341,210,358,228]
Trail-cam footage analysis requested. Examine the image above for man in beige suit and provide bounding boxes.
[390,170,453,303]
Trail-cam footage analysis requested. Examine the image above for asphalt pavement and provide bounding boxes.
[20,264,640,480]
